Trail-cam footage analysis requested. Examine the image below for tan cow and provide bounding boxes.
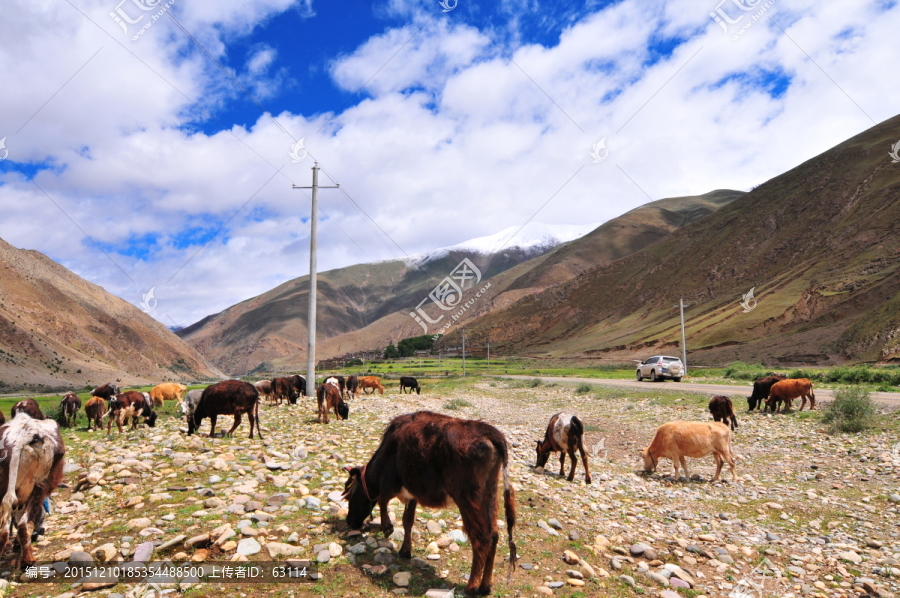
[642,421,737,482]
[149,383,187,407]
[357,376,384,395]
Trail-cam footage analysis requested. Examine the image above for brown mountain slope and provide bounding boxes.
[0,239,221,392]
[286,190,745,365]
[178,244,561,375]
[449,115,900,366]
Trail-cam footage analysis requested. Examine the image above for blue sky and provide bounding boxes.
[1,0,898,326]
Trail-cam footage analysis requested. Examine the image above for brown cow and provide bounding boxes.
[747,375,787,411]
[358,376,384,395]
[271,377,298,405]
[189,380,261,439]
[0,413,65,567]
[535,412,591,484]
[343,411,516,596]
[149,383,187,407]
[642,421,737,482]
[289,375,306,401]
[317,381,349,424]
[60,393,82,428]
[254,380,274,404]
[11,400,44,420]
[708,395,738,430]
[766,378,816,412]
[84,397,106,431]
[106,391,157,433]
[324,375,346,398]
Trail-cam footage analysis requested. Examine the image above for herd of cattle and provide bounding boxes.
[0,370,816,592]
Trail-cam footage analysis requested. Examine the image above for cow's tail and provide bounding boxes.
[498,438,517,578]
[1,429,24,515]
[570,415,584,440]
[729,400,738,429]
[254,395,263,439]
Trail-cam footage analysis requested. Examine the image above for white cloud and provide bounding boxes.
[1,0,899,327]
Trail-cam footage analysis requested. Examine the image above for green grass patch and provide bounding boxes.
[444,398,473,411]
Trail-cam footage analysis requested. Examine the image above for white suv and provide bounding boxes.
[636,356,684,382]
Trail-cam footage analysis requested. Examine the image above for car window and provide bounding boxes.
[662,357,680,362]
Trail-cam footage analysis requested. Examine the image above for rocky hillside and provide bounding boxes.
[452,115,900,366]
[0,238,221,392]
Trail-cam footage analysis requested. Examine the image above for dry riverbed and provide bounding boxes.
[6,379,900,598]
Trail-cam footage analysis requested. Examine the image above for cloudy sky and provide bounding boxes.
[1,0,898,328]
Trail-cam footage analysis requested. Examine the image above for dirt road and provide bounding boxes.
[500,374,900,407]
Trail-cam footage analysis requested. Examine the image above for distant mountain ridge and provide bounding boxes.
[0,238,221,391]
[180,192,744,374]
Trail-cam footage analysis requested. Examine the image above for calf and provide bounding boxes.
[346,375,359,400]
[708,395,738,430]
[106,391,157,433]
[189,380,261,439]
[10,400,44,420]
[60,393,81,428]
[0,413,66,567]
[358,376,384,395]
[535,412,591,484]
[766,378,816,412]
[254,380,274,404]
[747,375,787,411]
[317,381,349,424]
[399,376,421,395]
[343,411,517,596]
[642,421,737,482]
[84,397,106,431]
[90,382,121,401]
[180,389,204,419]
[271,377,298,405]
[149,383,187,407]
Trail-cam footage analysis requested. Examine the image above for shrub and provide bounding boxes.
[528,378,543,388]
[574,382,593,394]
[444,398,472,411]
[822,387,876,433]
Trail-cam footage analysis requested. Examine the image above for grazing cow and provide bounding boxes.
[747,375,787,411]
[766,378,816,412]
[358,376,385,395]
[535,412,591,484]
[90,383,121,401]
[399,376,421,395]
[346,375,359,399]
[271,377,298,405]
[254,380,274,404]
[343,411,517,596]
[180,389,204,420]
[189,380,261,439]
[322,375,346,398]
[60,393,81,428]
[10,400,44,421]
[317,381,349,423]
[106,391,157,434]
[0,413,65,567]
[84,397,106,431]
[149,383,187,407]
[708,395,738,430]
[641,421,737,482]
[291,375,307,399]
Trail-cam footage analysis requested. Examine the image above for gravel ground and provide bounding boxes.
[6,379,900,598]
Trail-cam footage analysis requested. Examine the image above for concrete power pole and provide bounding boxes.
[679,298,688,376]
[293,162,339,393]
[462,329,466,378]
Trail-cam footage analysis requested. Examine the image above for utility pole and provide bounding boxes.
[487,342,490,374]
[462,329,466,378]
[674,298,691,376]
[293,162,339,393]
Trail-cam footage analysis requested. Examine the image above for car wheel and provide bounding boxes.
[636,371,643,381]
[651,370,658,382]
[673,377,682,382]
